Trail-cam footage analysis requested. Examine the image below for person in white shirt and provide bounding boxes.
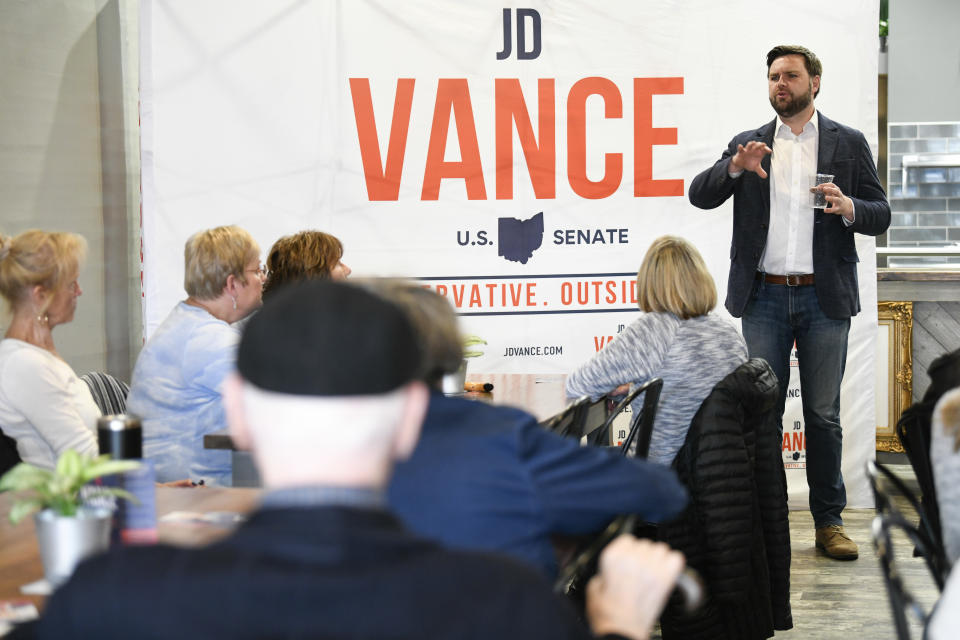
[689,45,890,560]
[0,230,100,469]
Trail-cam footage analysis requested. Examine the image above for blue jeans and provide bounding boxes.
[741,279,850,528]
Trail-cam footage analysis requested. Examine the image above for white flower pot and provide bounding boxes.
[34,506,112,588]
[441,359,468,395]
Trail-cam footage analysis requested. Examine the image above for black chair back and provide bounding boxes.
[554,512,703,615]
[868,459,951,589]
[553,378,688,615]
[582,378,663,457]
[0,427,22,478]
[894,347,960,556]
[872,511,936,640]
[542,395,608,440]
[616,378,663,458]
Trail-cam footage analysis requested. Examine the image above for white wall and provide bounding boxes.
[888,0,960,122]
[0,0,140,379]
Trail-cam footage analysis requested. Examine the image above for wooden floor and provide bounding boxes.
[654,464,939,639]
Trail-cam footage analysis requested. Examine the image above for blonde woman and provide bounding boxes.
[0,230,99,469]
[566,235,748,465]
[128,226,264,485]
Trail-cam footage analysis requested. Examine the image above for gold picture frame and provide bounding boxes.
[876,301,913,452]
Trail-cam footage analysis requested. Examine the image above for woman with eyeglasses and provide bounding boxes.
[128,226,264,485]
[0,229,100,469]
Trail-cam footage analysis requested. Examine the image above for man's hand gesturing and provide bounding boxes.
[729,141,773,179]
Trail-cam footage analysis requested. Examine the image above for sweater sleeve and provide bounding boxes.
[565,314,676,401]
[1,350,98,459]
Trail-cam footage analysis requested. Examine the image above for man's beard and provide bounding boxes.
[770,84,813,118]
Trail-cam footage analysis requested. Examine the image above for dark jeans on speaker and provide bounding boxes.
[741,279,850,528]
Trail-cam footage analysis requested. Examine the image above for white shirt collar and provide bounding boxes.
[776,110,819,139]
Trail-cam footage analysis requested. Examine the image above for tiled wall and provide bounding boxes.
[887,122,960,266]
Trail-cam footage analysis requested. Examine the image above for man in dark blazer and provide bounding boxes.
[689,45,890,561]
[18,281,684,640]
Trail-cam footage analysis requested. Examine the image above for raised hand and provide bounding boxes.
[730,141,773,179]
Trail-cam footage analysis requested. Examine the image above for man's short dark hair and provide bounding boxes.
[767,45,822,98]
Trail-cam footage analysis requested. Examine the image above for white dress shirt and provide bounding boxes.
[761,112,819,275]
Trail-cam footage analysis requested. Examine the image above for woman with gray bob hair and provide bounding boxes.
[128,225,264,485]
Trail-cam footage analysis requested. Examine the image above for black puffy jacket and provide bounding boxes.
[658,358,792,640]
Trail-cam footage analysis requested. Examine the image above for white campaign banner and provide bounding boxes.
[140,0,881,508]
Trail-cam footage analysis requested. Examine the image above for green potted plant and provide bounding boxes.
[0,450,139,587]
[462,334,487,360]
[442,335,487,394]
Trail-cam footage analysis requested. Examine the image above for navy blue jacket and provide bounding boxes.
[23,506,593,639]
[688,112,890,320]
[389,392,688,577]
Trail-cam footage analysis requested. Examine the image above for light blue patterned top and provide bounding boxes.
[128,302,238,485]
[566,311,748,466]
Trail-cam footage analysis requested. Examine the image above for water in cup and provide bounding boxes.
[813,173,834,209]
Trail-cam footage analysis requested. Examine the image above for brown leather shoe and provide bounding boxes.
[815,525,859,560]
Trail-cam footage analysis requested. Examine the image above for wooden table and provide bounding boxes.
[0,487,261,611]
[463,372,569,422]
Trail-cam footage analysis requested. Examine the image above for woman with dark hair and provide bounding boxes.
[262,230,350,299]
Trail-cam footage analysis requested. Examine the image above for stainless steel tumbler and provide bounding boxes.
[97,414,142,460]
